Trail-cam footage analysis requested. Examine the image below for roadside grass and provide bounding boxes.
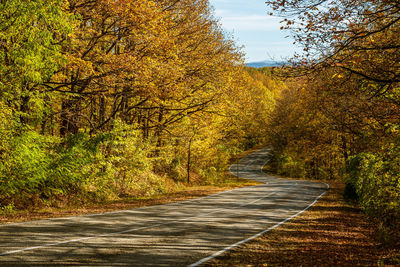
[0,172,260,225]
[206,180,399,267]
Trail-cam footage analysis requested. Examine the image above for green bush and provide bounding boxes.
[346,146,400,244]
[0,131,54,205]
[49,132,110,200]
[0,119,176,207]
[0,131,110,205]
[276,153,306,178]
[101,120,155,195]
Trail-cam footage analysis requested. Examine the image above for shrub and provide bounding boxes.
[276,153,306,178]
[346,146,400,244]
[0,131,54,206]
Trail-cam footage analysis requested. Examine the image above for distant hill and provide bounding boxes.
[246,60,286,68]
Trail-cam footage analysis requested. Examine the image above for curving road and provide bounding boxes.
[0,147,328,266]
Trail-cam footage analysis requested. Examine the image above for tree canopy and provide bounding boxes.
[266,0,400,244]
[0,0,280,214]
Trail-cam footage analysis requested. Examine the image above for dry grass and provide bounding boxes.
[206,181,399,267]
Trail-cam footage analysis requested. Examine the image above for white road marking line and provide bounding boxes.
[1,146,329,267]
[0,183,297,256]
[0,185,262,227]
[187,183,330,267]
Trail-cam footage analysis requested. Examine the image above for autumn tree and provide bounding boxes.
[42,0,172,136]
[266,0,400,242]
[267,0,400,99]
[1,0,281,209]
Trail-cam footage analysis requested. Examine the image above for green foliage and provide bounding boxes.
[0,131,87,205]
[0,0,74,130]
[0,0,73,86]
[0,203,15,215]
[0,120,173,207]
[346,146,400,244]
[50,133,106,198]
[0,0,284,211]
[0,131,54,203]
[99,120,159,197]
[276,154,306,178]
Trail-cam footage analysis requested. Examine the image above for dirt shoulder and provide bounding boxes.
[206,180,399,267]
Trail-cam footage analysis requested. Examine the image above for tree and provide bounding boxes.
[0,0,73,129]
[266,0,400,242]
[267,0,400,101]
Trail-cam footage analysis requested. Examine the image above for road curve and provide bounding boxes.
[0,147,328,266]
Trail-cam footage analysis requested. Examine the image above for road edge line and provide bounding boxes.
[187,182,330,267]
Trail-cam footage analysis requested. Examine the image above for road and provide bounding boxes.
[0,147,328,266]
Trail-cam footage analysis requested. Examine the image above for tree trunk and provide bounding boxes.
[187,135,193,183]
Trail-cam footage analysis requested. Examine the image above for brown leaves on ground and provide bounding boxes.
[207,181,399,267]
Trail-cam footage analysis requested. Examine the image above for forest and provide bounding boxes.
[266,0,400,244]
[0,0,399,247]
[0,0,282,211]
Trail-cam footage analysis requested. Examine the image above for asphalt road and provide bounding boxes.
[0,147,328,266]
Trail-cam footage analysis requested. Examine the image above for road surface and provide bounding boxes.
[0,147,328,266]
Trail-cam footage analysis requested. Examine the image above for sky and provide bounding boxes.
[208,0,298,62]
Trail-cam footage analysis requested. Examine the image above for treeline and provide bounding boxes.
[0,0,281,209]
[266,0,400,243]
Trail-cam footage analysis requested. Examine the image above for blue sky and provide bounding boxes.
[209,0,298,62]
